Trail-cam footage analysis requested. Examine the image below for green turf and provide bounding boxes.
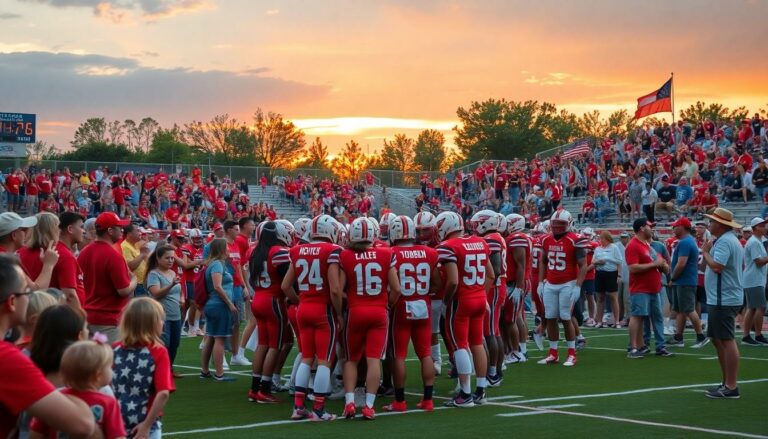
[161,325,768,438]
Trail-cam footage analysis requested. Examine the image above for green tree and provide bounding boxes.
[413,129,446,171]
[137,117,160,152]
[545,109,583,147]
[296,137,329,169]
[182,114,250,164]
[249,109,306,168]
[71,118,107,147]
[56,142,134,162]
[330,140,369,182]
[454,99,555,161]
[379,133,415,171]
[26,141,57,162]
[578,110,610,140]
[145,129,193,164]
[679,101,749,123]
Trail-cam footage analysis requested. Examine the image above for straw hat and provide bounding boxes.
[703,208,742,229]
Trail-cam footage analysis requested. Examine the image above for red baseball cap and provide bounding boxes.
[95,212,130,230]
[212,222,223,231]
[170,229,186,239]
[671,217,692,228]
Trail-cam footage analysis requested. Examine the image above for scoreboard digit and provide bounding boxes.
[0,113,36,143]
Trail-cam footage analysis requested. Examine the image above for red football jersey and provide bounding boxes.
[251,246,291,297]
[392,244,439,302]
[541,232,587,284]
[530,235,544,276]
[505,232,532,284]
[438,236,491,300]
[482,232,506,286]
[227,241,244,287]
[289,242,341,304]
[181,244,205,280]
[340,247,395,308]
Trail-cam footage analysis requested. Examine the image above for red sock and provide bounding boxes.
[313,395,326,411]
[549,348,558,357]
[294,392,306,408]
[567,348,576,356]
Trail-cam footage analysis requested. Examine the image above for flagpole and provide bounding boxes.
[670,72,675,125]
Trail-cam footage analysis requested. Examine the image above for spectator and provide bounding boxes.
[15,290,58,352]
[0,255,96,439]
[146,245,184,370]
[675,177,694,215]
[201,238,237,381]
[579,195,596,224]
[655,177,677,222]
[594,191,613,225]
[752,159,768,203]
[2,212,60,291]
[641,182,658,222]
[78,212,137,343]
[741,217,768,346]
[625,219,671,358]
[667,217,707,349]
[122,224,151,297]
[700,208,743,398]
[591,231,623,329]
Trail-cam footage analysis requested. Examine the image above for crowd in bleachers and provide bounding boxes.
[0,165,285,230]
[416,114,768,227]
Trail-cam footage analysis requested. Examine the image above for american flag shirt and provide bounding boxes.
[112,343,175,432]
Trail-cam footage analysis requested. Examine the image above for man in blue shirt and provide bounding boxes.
[675,177,694,215]
[667,217,707,348]
[701,208,744,399]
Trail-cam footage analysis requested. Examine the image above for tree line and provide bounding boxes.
[28,100,763,180]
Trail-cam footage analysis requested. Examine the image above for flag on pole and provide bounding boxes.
[561,138,591,159]
[634,78,672,119]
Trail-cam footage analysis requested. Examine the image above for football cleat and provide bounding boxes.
[444,393,475,408]
[254,392,280,404]
[290,406,310,420]
[537,354,559,365]
[343,402,356,419]
[383,400,407,412]
[473,391,487,405]
[361,406,376,420]
[310,410,337,422]
[563,355,577,367]
[416,399,434,412]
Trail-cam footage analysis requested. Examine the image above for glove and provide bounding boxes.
[507,287,523,303]
[537,282,545,302]
[571,285,582,302]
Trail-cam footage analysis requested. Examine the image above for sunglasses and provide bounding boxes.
[1,289,32,303]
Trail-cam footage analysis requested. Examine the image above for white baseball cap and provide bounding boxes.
[750,217,767,228]
[0,212,38,237]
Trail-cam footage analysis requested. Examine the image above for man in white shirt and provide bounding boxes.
[742,217,768,346]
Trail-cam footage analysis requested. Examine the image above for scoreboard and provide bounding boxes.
[0,113,36,144]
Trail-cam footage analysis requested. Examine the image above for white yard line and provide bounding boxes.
[586,345,768,361]
[496,404,583,417]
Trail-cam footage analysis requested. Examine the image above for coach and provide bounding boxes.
[700,208,743,399]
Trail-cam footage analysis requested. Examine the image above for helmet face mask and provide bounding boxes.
[551,220,569,235]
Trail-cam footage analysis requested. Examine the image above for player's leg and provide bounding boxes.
[469,296,489,404]
[430,299,443,374]
[362,309,389,419]
[385,308,409,412]
[292,304,316,419]
[248,295,270,400]
[310,304,338,420]
[445,299,474,407]
[483,291,499,381]
[342,310,362,418]
[414,317,435,411]
[539,283,560,364]
[560,282,579,365]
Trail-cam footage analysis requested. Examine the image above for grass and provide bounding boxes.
[161,325,768,439]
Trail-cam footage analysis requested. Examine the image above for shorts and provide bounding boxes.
[672,285,697,314]
[251,294,288,349]
[185,281,195,301]
[390,301,432,360]
[445,295,486,350]
[204,302,233,337]
[707,305,740,340]
[504,284,524,324]
[696,285,706,304]
[232,286,245,319]
[543,281,579,321]
[595,271,618,293]
[581,279,595,295]
[297,301,338,362]
[630,293,658,317]
[483,286,504,336]
[287,303,301,351]
[345,305,388,362]
[745,286,767,309]
[431,299,443,333]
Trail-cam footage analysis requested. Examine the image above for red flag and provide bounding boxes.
[634,78,672,119]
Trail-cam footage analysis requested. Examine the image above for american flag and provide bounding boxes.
[561,139,591,159]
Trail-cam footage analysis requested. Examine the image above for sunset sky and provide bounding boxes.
[2,0,767,154]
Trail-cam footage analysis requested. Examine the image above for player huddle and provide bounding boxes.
[243,207,588,421]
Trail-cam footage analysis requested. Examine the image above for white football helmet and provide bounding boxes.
[506,214,526,234]
[294,218,311,240]
[366,217,380,240]
[349,217,376,244]
[581,227,595,239]
[497,213,508,235]
[550,209,573,235]
[274,220,295,246]
[379,213,397,239]
[310,214,337,242]
[414,211,436,245]
[435,211,464,242]
[389,215,416,243]
[254,221,267,242]
[471,209,501,235]
[188,228,203,239]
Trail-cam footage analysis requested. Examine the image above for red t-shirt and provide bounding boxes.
[30,389,126,439]
[624,237,661,294]
[234,234,250,261]
[0,341,56,438]
[584,240,599,280]
[165,207,180,223]
[5,174,20,194]
[77,240,132,326]
[214,200,227,220]
[227,241,244,287]
[288,242,342,305]
[18,242,86,305]
[340,247,395,308]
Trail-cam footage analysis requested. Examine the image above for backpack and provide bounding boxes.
[193,263,210,308]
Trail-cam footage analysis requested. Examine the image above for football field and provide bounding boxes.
[161,325,768,438]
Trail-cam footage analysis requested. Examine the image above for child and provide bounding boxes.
[113,298,175,438]
[29,337,127,439]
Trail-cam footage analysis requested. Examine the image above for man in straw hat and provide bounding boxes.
[700,208,744,398]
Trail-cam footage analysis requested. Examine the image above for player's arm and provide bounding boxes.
[539,251,547,284]
[328,263,343,317]
[575,248,587,288]
[484,259,495,292]
[280,264,296,297]
[387,267,401,307]
[428,265,443,296]
[489,250,501,280]
[442,262,458,304]
[277,263,298,302]
[512,247,526,290]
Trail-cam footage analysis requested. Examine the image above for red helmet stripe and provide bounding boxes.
[400,216,409,237]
